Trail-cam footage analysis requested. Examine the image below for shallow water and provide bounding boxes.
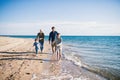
[63,36,120,80]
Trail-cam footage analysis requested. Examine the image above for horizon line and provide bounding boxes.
[0,35,120,37]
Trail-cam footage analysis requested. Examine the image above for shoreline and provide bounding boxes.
[0,36,107,80]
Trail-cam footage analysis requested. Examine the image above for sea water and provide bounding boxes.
[62,36,120,80]
[5,35,120,80]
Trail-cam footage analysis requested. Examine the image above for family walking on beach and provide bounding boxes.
[33,26,62,60]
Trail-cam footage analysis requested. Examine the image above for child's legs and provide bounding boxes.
[59,47,62,59]
[57,50,59,60]
[35,48,38,54]
[56,46,59,60]
[56,48,62,60]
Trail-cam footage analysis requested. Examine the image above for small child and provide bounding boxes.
[33,38,39,55]
[55,33,62,60]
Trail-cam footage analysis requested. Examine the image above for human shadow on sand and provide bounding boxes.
[0,51,57,62]
[0,57,58,62]
[0,51,34,54]
[0,51,49,54]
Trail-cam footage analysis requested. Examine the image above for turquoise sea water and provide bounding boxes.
[2,35,120,80]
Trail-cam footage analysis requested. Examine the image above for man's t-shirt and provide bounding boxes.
[49,31,58,42]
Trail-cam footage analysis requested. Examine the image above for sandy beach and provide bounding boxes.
[0,36,50,80]
[0,36,107,80]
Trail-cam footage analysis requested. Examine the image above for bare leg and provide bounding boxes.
[55,46,56,53]
[57,51,59,60]
[52,46,55,54]
[59,49,62,60]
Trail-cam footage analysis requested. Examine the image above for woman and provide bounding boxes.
[36,29,44,53]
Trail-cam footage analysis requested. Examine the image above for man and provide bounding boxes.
[49,26,58,54]
[36,29,44,53]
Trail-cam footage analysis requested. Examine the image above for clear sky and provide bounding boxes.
[0,0,120,35]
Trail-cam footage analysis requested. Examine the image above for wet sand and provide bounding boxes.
[0,37,106,80]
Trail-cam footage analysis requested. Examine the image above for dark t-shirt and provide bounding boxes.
[37,33,44,42]
[49,31,58,42]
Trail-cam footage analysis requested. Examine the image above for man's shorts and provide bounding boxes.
[51,42,56,47]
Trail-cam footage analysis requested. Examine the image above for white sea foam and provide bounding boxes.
[40,74,89,80]
[64,51,82,67]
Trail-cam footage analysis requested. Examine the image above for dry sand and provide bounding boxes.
[0,36,56,80]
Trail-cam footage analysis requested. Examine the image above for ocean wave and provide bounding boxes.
[63,51,120,80]
[64,52,82,67]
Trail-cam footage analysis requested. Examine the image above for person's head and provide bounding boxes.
[57,33,61,38]
[35,38,38,42]
[51,26,55,31]
[40,29,43,33]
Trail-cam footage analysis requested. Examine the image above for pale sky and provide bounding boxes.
[0,0,120,35]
